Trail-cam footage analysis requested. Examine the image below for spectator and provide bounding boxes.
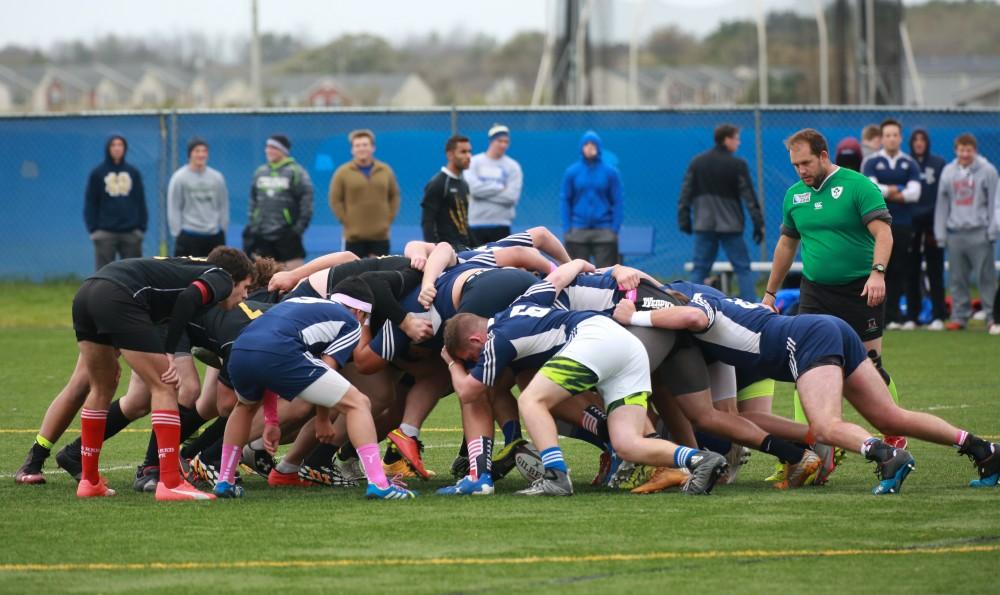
[560,130,623,269]
[328,129,400,257]
[464,124,523,245]
[678,123,764,302]
[245,134,314,270]
[907,128,947,330]
[83,134,147,271]
[934,133,998,331]
[862,118,922,329]
[861,124,882,160]
[421,134,472,248]
[167,138,228,257]
[834,137,863,172]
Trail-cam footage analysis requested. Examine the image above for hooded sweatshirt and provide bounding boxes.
[834,137,863,172]
[83,134,147,234]
[560,131,624,233]
[934,154,999,242]
[248,157,314,241]
[909,129,947,219]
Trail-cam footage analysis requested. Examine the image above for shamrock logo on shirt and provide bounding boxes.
[831,186,843,199]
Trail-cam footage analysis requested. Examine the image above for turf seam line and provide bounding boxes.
[3,544,999,572]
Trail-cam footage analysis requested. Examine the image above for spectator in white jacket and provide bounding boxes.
[463,124,523,245]
[934,133,998,331]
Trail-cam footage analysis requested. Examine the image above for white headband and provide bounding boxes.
[330,293,372,314]
[266,138,289,154]
[488,124,510,139]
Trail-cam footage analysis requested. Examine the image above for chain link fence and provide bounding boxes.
[2,106,999,281]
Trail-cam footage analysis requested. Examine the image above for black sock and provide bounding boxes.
[962,434,994,461]
[383,444,402,464]
[695,431,733,455]
[142,432,159,468]
[28,442,50,464]
[201,437,223,467]
[338,442,357,461]
[759,434,805,464]
[583,405,611,445]
[470,436,493,476]
[179,404,208,442]
[182,416,227,459]
[458,441,468,458]
[555,419,605,450]
[305,444,338,467]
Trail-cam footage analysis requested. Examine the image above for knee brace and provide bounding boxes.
[867,350,891,386]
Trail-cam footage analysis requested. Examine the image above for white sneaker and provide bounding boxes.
[927,319,945,331]
[989,324,1000,336]
[886,321,903,331]
[973,310,987,321]
[900,321,917,331]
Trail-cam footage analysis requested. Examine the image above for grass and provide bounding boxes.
[1,282,999,593]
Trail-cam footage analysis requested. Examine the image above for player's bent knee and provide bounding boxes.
[297,370,352,408]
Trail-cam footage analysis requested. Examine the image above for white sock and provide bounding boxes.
[400,423,420,439]
[249,438,265,451]
[275,460,300,474]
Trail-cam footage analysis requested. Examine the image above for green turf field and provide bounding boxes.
[1,282,998,594]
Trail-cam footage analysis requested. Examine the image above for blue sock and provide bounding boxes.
[501,420,522,446]
[673,446,696,468]
[540,447,568,473]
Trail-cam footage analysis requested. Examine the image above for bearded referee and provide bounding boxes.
[762,128,905,449]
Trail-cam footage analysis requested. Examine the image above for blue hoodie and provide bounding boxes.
[84,134,148,234]
[909,128,947,219]
[560,130,624,233]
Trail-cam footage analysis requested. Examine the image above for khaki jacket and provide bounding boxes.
[328,160,400,241]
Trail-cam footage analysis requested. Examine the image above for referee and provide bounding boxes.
[762,128,906,449]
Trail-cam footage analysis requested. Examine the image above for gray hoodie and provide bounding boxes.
[934,154,999,242]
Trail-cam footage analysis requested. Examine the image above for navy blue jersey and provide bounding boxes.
[686,293,866,382]
[368,286,443,361]
[432,261,490,323]
[862,151,921,226]
[469,281,599,386]
[557,271,622,313]
[456,231,535,267]
[233,297,361,367]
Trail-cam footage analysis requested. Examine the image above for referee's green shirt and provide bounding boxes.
[781,166,889,286]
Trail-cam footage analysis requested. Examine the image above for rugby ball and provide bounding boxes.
[514,442,544,482]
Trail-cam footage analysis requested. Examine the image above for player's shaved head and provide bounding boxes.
[444,313,488,361]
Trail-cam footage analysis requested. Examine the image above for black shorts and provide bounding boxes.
[652,336,711,397]
[799,276,885,342]
[72,279,164,353]
[174,230,225,258]
[458,268,539,316]
[345,239,390,258]
[251,233,305,262]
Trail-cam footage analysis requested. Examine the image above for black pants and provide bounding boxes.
[885,224,913,324]
[470,226,511,246]
[345,239,390,258]
[906,214,946,323]
[92,230,143,271]
[174,231,225,258]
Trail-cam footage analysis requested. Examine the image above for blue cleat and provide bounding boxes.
[872,449,915,495]
[435,473,494,496]
[213,481,245,499]
[966,443,1000,488]
[365,482,416,499]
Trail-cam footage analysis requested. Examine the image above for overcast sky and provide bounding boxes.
[0,0,968,51]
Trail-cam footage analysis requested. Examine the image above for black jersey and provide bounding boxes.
[420,168,471,249]
[90,257,233,323]
[186,300,274,362]
[323,255,411,297]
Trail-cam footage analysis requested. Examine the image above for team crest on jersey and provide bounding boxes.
[793,192,811,204]
[875,162,886,170]
[831,186,843,199]
[814,202,823,210]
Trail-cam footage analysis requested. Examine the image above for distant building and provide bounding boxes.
[904,56,1000,107]
[591,65,751,107]
[267,73,435,107]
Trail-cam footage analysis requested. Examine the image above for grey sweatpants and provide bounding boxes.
[92,230,143,271]
[946,229,996,324]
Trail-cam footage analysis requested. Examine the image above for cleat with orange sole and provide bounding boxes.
[77,476,117,498]
[155,480,215,501]
[631,467,690,494]
[267,469,314,488]
[387,429,430,479]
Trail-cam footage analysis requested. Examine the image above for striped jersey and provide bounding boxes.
[469,281,599,386]
[456,231,535,267]
[232,297,361,367]
[368,286,443,361]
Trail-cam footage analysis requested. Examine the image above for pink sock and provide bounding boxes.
[218,444,241,485]
[956,430,969,448]
[357,443,388,488]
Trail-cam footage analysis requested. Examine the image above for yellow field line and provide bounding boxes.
[2,544,997,573]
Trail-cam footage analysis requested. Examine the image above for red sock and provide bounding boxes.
[151,409,182,488]
[80,408,107,484]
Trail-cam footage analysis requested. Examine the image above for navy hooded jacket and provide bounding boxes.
[909,128,946,219]
[84,134,148,234]
[559,130,624,233]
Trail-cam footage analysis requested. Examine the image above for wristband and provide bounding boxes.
[548,261,558,273]
[262,390,279,426]
[447,360,457,369]
[631,311,654,327]
[764,290,777,298]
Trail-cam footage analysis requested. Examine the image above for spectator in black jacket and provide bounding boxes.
[678,123,764,302]
[421,134,472,249]
[907,128,948,330]
[84,134,147,271]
